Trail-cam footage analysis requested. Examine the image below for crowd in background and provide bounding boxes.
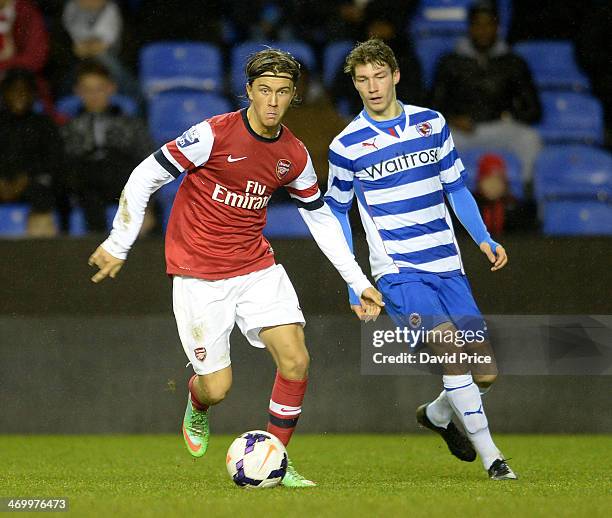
[0,0,610,237]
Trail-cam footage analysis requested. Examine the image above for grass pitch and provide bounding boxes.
[1,434,610,517]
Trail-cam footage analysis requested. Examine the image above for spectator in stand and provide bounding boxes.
[431,2,542,183]
[0,0,57,116]
[473,153,537,235]
[474,154,513,237]
[331,2,423,117]
[0,70,63,237]
[61,60,154,233]
[62,0,139,100]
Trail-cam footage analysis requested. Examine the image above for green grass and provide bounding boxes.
[0,435,610,517]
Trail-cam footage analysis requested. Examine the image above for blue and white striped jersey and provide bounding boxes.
[325,103,467,280]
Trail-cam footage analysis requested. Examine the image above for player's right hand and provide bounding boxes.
[352,287,385,323]
[88,245,124,283]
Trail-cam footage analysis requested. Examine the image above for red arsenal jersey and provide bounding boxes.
[153,109,321,280]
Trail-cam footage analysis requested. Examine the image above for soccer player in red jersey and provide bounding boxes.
[88,49,384,487]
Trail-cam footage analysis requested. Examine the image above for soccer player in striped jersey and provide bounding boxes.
[88,48,384,488]
[326,39,517,480]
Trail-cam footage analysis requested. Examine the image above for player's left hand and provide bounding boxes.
[355,287,385,322]
[479,242,508,272]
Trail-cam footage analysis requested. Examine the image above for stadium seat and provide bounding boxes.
[0,204,29,237]
[537,92,604,145]
[56,94,139,118]
[534,145,612,235]
[538,201,612,236]
[69,206,118,236]
[459,148,524,200]
[414,36,457,88]
[513,40,590,92]
[230,41,316,97]
[264,202,310,238]
[322,41,354,88]
[148,92,231,145]
[410,0,511,38]
[534,145,612,201]
[140,42,223,98]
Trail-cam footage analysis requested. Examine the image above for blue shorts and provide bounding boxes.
[377,273,487,335]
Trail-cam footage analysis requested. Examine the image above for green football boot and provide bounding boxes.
[281,459,317,488]
[181,395,209,458]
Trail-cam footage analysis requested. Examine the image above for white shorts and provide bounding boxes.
[172,264,305,375]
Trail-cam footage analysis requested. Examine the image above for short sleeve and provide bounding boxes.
[153,120,214,177]
[285,152,324,210]
[437,114,467,194]
[324,145,355,212]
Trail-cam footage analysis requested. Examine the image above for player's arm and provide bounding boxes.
[89,122,214,283]
[286,152,384,321]
[324,148,371,320]
[437,115,508,272]
[88,154,175,282]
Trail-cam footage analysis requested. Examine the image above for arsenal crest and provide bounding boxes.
[194,347,207,361]
[416,121,432,137]
[276,159,292,180]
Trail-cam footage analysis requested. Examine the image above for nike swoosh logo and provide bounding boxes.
[259,444,277,470]
[280,407,301,414]
[227,155,248,162]
[182,424,201,453]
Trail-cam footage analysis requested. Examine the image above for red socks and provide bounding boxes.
[267,371,308,446]
[188,375,209,412]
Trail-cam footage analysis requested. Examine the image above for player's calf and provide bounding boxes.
[182,371,232,458]
[192,369,233,406]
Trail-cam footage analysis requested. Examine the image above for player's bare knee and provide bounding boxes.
[202,384,230,405]
[197,376,232,405]
[278,350,309,380]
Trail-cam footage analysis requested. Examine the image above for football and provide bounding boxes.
[226,430,288,488]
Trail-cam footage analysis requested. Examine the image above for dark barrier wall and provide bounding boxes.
[1,236,611,433]
[2,235,611,315]
[2,315,611,434]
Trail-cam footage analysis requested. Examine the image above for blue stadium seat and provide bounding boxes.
[148,92,231,145]
[534,145,612,201]
[513,40,590,92]
[140,42,223,98]
[0,204,29,237]
[264,202,310,238]
[534,145,612,235]
[322,41,354,88]
[414,36,457,88]
[56,94,139,118]
[69,206,118,235]
[539,201,612,235]
[230,41,316,97]
[537,92,604,145]
[410,0,512,38]
[459,148,524,200]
